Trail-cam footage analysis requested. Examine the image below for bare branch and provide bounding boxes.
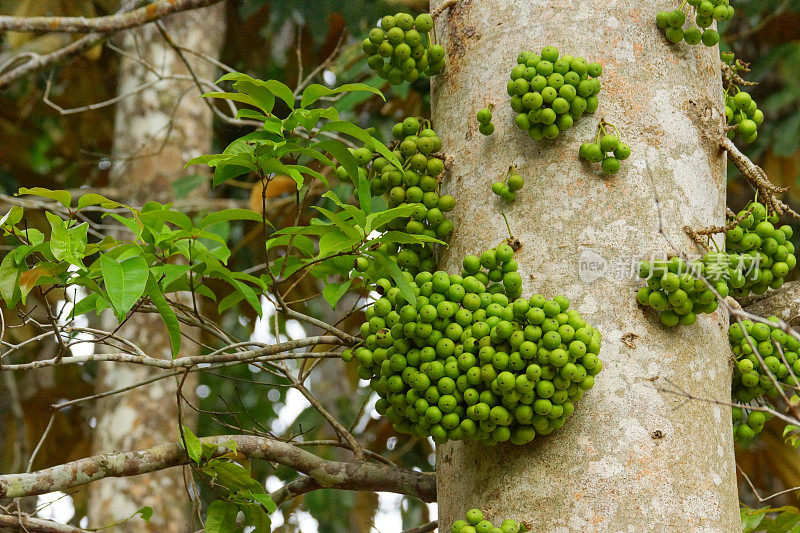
[270,476,321,507]
[737,463,800,503]
[0,0,142,91]
[0,0,223,33]
[403,521,439,533]
[0,33,106,90]
[0,435,437,503]
[278,362,365,460]
[0,335,348,371]
[0,513,90,533]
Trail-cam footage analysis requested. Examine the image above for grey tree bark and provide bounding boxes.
[87,4,226,531]
[431,1,740,530]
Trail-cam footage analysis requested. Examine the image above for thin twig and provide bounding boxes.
[26,413,56,473]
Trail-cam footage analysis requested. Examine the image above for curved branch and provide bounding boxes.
[0,0,222,33]
[403,521,439,533]
[0,335,347,371]
[0,435,436,503]
[0,32,106,91]
[0,514,89,533]
[270,476,321,506]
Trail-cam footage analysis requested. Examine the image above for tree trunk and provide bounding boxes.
[88,4,225,531]
[431,1,739,530]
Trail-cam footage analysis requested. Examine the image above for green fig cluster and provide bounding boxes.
[363,12,445,85]
[579,122,630,176]
[636,256,730,327]
[342,243,602,445]
[724,90,763,144]
[508,46,602,140]
[491,167,524,202]
[722,54,763,144]
[336,117,454,275]
[729,318,797,443]
[731,406,773,444]
[637,200,796,327]
[477,106,495,136]
[656,0,733,46]
[725,200,796,297]
[452,508,529,533]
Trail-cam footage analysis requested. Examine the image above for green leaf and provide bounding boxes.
[151,264,191,289]
[181,426,203,464]
[373,231,445,246]
[135,507,153,524]
[312,206,362,240]
[107,213,142,237]
[0,252,20,307]
[147,276,181,358]
[139,209,193,231]
[263,79,295,109]
[216,73,294,109]
[236,108,270,122]
[300,83,384,108]
[0,206,23,228]
[201,91,261,108]
[312,139,358,183]
[202,460,262,493]
[70,293,100,318]
[77,193,122,210]
[266,234,316,257]
[365,204,417,233]
[198,209,262,229]
[249,492,277,514]
[100,255,149,319]
[241,504,272,532]
[233,80,276,114]
[323,279,352,309]
[373,252,416,306]
[204,500,238,533]
[286,164,329,187]
[94,505,155,530]
[275,223,338,237]
[19,262,68,304]
[317,121,401,169]
[46,212,88,265]
[318,230,356,257]
[185,150,258,188]
[258,157,304,188]
[210,271,262,316]
[357,175,371,213]
[17,187,71,207]
[322,190,366,228]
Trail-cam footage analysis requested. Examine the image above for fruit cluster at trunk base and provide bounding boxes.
[451,508,529,533]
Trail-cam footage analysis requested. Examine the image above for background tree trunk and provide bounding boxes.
[431,0,739,530]
[88,4,225,531]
